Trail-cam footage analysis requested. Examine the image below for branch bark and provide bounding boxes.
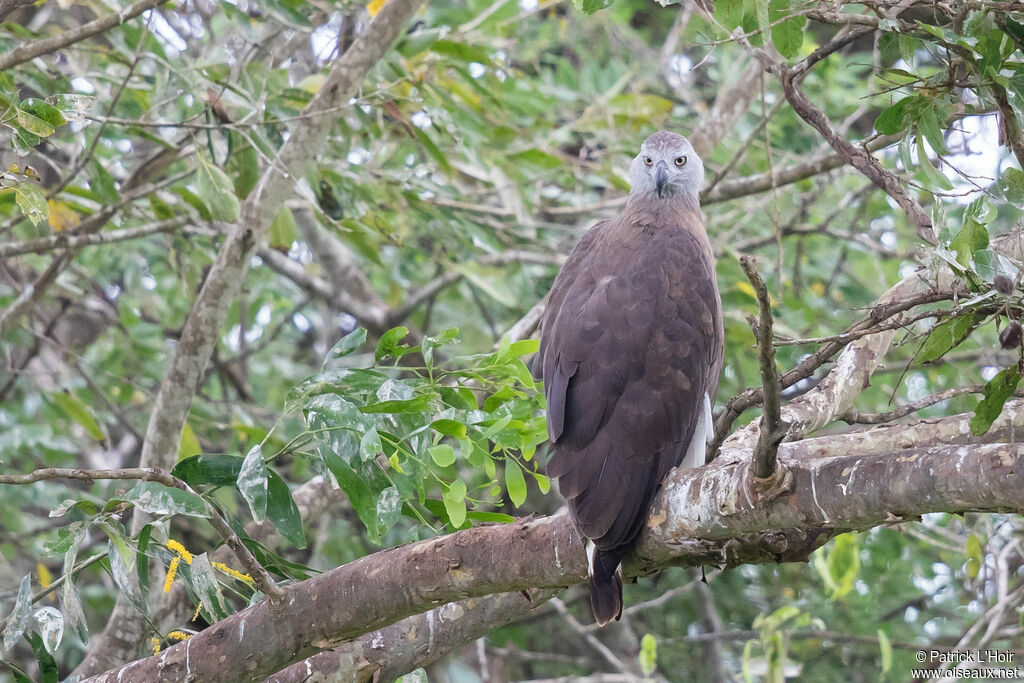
[267,590,559,683]
[85,438,1024,683]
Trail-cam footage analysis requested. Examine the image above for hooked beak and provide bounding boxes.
[654,161,670,198]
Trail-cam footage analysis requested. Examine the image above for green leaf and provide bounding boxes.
[231,142,259,198]
[266,469,306,548]
[376,326,410,362]
[429,443,456,467]
[950,219,989,267]
[320,446,381,543]
[3,575,32,650]
[814,533,860,599]
[17,107,55,137]
[413,127,451,174]
[46,93,94,122]
[269,206,297,249]
[916,133,953,191]
[495,337,540,363]
[196,154,241,221]
[970,366,1021,435]
[33,606,64,655]
[1002,16,1024,52]
[768,0,805,60]
[183,553,230,621]
[504,458,527,507]
[431,419,468,439]
[966,533,983,579]
[328,328,367,360]
[105,536,144,612]
[507,148,563,170]
[61,545,88,643]
[454,263,520,308]
[52,391,104,441]
[136,524,153,595]
[360,395,432,414]
[172,454,244,487]
[999,167,1024,203]
[89,159,118,203]
[442,482,467,528]
[639,633,658,676]
[360,426,382,461]
[179,422,202,460]
[24,632,58,683]
[875,96,916,135]
[119,482,210,518]
[19,98,66,130]
[964,196,995,225]
[374,486,402,538]
[237,445,269,522]
[466,510,515,523]
[917,103,949,155]
[572,0,613,14]
[715,0,747,31]
[915,314,982,363]
[11,182,48,225]
[877,629,892,673]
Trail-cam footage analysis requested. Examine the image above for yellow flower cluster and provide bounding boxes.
[212,561,254,586]
[150,631,193,654]
[163,539,195,593]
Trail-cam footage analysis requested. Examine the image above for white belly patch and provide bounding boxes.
[680,392,712,470]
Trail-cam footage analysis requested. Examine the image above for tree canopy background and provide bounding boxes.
[2,0,1024,681]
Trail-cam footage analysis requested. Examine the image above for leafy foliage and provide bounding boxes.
[2,0,1024,680]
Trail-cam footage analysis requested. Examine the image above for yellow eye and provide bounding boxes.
[674,156,687,167]
[643,156,653,166]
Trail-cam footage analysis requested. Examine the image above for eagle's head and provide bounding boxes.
[628,130,704,199]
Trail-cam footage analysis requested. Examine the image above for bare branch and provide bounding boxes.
[738,256,788,479]
[841,385,989,425]
[0,218,187,258]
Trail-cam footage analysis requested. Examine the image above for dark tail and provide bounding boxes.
[589,546,626,626]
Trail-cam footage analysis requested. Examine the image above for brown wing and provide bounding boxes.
[538,219,720,551]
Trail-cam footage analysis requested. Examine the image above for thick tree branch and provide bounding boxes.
[85,439,1024,683]
[268,590,559,683]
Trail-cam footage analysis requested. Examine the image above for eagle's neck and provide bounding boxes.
[621,192,703,232]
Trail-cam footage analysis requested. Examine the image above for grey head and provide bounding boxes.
[627,131,704,200]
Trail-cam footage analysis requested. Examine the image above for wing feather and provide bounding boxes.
[540,214,722,554]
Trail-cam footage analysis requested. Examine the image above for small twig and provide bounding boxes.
[549,597,633,675]
[0,217,188,258]
[842,385,998,425]
[0,467,285,603]
[706,287,959,461]
[738,256,788,479]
